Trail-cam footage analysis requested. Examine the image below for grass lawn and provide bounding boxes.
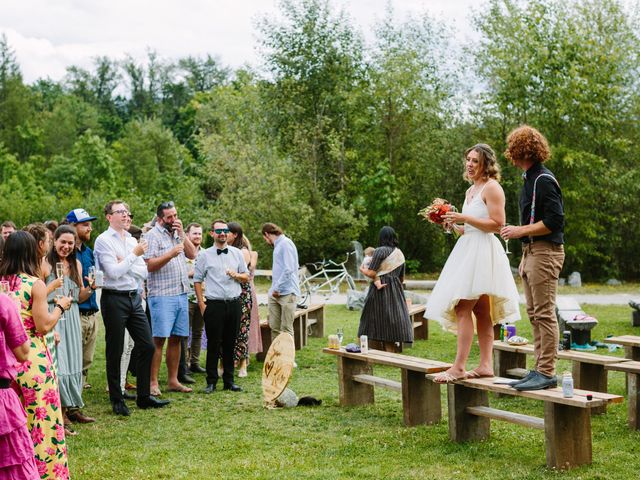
[69,304,640,479]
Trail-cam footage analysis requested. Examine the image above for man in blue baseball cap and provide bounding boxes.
[66,208,100,424]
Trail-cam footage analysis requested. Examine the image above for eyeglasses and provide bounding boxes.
[213,228,230,234]
[159,201,175,210]
[111,209,131,216]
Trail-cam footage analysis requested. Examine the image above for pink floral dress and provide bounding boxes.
[8,274,69,480]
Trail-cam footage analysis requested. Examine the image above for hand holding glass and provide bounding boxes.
[501,224,512,255]
[55,262,64,279]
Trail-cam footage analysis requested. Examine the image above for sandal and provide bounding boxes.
[433,371,465,384]
[150,387,162,397]
[167,385,193,393]
[64,425,78,437]
[465,370,494,379]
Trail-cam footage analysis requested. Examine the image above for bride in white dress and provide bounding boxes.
[425,144,520,383]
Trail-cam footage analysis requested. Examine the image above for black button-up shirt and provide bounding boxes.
[519,162,564,244]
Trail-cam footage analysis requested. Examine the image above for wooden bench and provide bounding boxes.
[323,348,451,426]
[606,361,640,430]
[408,304,428,340]
[493,340,629,414]
[603,335,640,361]
[256,304,326,361]
[425,374,623,469]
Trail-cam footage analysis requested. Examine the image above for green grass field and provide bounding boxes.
[69,304,640,479]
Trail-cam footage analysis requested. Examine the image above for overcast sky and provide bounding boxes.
[1,0,483,83]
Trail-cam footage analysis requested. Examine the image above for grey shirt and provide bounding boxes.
[193,245,248,300]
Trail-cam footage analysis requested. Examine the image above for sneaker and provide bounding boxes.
[514,371,557,391]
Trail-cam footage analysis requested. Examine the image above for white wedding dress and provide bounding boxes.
[425,182,521,333]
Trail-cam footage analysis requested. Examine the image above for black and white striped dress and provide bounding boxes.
[357,246,412,343]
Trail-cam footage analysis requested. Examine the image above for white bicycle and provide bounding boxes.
[298,252,357,306]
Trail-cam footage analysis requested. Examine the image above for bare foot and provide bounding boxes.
[167,383,193,393]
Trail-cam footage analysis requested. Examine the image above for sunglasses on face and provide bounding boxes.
[213,228,230,234]
[111,209,131,216]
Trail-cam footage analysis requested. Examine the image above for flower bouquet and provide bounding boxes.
[418,198,457,234]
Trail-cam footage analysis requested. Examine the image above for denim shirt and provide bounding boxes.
[77,243,99,313]
[270,235,301,297]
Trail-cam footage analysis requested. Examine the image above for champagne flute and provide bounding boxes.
[88,266,96,285]
[443,206,458,234]
[501,223,512,255]
[0,280,10,295]
[55,262,65,279]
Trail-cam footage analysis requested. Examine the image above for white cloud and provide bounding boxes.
[1,0,483,82]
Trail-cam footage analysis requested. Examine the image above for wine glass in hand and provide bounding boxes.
[55,262,65,280]
[443,206,458,234]
[501,224,512,255]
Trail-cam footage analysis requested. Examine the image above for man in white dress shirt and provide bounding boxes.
[94,200,170,416]
[194,219,248,393]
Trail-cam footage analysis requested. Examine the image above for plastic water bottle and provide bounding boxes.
[360,335,368,354]
[562,371,574,398]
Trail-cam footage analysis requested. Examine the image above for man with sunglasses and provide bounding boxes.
[194,220,248,393]
[144,201,197,395]
[94,200,169,415]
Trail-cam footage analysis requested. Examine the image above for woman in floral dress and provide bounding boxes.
[0,231,71,480]
[227,223,253,378]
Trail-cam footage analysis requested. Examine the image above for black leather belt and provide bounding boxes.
[0,378,10,389]
[79,309,99,316]
[102,289,138,297]
[206,297,240,303]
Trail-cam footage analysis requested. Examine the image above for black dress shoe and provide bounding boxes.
[190,364,206,374]
[123,391,137,401]
[178,374,196,384]
[507,370,536,386]
[223,383,242,392]
[514,371,557,391]
[203,383,217,394]
[112,400,130,416]
[137,395,170,409]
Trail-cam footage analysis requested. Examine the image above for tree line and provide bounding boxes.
[1,0,639,280]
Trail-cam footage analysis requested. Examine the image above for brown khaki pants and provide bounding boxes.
[268,293,297,337]
[520,241,565,376]
[80,311,99,385]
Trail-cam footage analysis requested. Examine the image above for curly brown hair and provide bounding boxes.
[463,143,501,183]
[504,125,551,165]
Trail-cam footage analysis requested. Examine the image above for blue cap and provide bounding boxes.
[66,208,97,224]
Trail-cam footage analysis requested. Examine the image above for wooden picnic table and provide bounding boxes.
[603,335,640,361]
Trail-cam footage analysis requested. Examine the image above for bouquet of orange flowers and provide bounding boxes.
[418,198,455,224]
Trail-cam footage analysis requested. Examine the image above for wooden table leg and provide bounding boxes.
[338,357,374,406]
[447,384,490,442]
[544,402,592,469]
[493,349,526,377]
[293,315,303,350]
[628,372,639,430]
[572,363,607,415]
[314,308,325,338]
[401,369,441,426]
[256,323,271,362]
[412,312,428,340]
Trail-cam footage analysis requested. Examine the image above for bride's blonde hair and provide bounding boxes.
[463,143,501,183]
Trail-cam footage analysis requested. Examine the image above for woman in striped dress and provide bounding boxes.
[358,226,412,352]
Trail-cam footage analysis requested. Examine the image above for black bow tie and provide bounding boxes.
[217,248,228,255]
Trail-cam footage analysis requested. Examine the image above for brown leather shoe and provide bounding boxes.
[67,411,96,424]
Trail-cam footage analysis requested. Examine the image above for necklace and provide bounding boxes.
[468,181,488,201]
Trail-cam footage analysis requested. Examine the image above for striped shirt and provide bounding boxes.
[144,224,189,297]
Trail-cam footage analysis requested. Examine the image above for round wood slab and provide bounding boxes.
[262,333,296,403]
